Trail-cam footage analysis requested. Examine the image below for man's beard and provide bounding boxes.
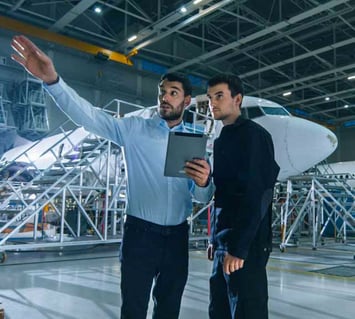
[159,102,184,121]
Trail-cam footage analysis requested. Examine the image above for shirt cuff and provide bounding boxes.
[45,75,60,86]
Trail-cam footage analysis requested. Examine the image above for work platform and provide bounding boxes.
[0,98,212,263]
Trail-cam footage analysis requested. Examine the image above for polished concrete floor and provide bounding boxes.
[0,243,355,319]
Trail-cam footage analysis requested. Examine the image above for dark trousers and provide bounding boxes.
[209,248,270,319]
[119,215,189,319]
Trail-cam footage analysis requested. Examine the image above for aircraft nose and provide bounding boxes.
[285,117,338,174]
[253,114,338,181]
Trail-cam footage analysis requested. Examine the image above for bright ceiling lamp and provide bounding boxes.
[347,75,355,80]
[128,35,137,42]
[282,91,292,97]
[94,6,102,14]
[193,0,203,4]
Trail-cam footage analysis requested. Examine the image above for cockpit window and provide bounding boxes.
[261,106,289,116]
[245,106,264,119]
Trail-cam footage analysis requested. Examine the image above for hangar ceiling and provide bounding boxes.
[1,0,355,126]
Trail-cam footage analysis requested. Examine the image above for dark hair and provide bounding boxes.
[207,74,244,97]
[160,72,192,97]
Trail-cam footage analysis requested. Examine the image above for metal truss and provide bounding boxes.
[0,98,214,261]
[274,173,355,251]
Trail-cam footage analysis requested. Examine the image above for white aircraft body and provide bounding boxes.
[317,160,355,187]
[0,127,89,173]
[0,95,338,181]
[195,95,338,181]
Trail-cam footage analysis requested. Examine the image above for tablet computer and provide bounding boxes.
[164,131,208,178]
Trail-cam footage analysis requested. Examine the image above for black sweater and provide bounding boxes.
[212,116,280,259]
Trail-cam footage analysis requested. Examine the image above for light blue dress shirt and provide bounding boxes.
[45,78,214,225]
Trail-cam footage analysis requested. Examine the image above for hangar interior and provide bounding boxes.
[0,1,355,318]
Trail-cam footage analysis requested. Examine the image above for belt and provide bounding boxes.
[125,215,188,236]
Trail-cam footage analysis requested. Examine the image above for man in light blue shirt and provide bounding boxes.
[11,35,214,319]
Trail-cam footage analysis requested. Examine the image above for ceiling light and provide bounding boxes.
[347,75,355,80]
[344,104,349,108]
[193,0,203,4]
[282,91,292,97]
[128,35,137,42]
[180,7,187,13]
[325,97,330,101]
[94,6,102,14]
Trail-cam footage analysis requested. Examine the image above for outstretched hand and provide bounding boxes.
[11,35,58,84]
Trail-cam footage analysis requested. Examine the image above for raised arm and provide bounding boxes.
[11,35,58,84]
[10,35,123,146]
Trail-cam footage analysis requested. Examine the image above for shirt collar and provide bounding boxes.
[152,113,185,131]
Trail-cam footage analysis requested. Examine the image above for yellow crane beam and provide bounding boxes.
[0,15,135,66]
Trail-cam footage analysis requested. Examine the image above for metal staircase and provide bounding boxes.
[0,97,216,260]
[0,119,127,257]
[273,164,355,251]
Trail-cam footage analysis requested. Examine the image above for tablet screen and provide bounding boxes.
[164,131,208,178]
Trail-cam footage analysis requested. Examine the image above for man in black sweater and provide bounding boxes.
[206,74,280,319]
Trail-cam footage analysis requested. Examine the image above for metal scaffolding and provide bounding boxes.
[0,98,214,262]
[274,173,355,252]
[12,76,49,139]
[0,83,10,127]
[0,82,17,157]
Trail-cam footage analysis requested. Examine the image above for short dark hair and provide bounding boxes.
[160,72,192,97]
[207,74,244,97]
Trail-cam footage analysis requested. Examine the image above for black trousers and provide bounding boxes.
[209,248,270,319]
[119,215,189,319]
